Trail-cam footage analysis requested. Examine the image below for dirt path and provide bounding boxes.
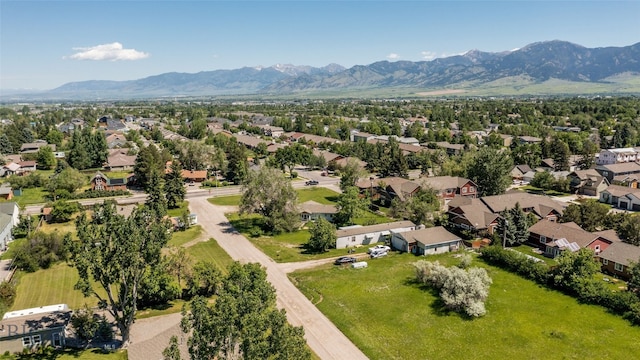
[188,197,368,360]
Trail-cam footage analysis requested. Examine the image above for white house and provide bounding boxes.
[0,202,20,227]
[0,213,13,251]
[298,201,337,222]
[596,148,639,165]
[335,221,415,249]
[391,226,463,255]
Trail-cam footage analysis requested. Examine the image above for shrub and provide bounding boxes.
[72,189,130,199]
[12,231,70,272]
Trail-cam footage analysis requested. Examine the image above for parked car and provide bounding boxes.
[305,180,319,185]
[334,256,357,265]
[370,251,388,259]
[367,245,391,254]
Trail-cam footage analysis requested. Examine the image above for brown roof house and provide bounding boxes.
[0,304,71,353]
[104,151,136,172]
[447,197,500,235]
[596,162,640,183]
[391,226,463,255]
[528,220,618,258]
[597,241,640,280]
[298,200,337,222]
[568,169,609,196]
[91,172,131,191]
[599,185,640,211]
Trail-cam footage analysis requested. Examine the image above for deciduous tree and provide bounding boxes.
[335,186,369,226]
[307,217,337,253]
[467,148,513,196]
[68,203,171,344]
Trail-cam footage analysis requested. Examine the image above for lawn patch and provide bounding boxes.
[208,195,242,206]
[290,252,640,359]
[168,225,203,247]
[185,238,234,274]
[167,201,190,217]
[10,187,48,206]
[0,348,127,360]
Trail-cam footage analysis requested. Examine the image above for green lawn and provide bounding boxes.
[167,201,189,217]
[185,238,234,274]
[0,238,25,260]
[290,252,640,360]
[0,349,127,360]
[208,195,241,206]
[208,187,341,207]
[11,263,104,310]
[168,225,203,247]
[10,187,48,206]
[137,299,186,320]
[520,185,571,197]
[508,244,556,265]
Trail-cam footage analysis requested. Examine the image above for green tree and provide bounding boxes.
[576,139,598,170]
[627,261,640,296]
[560,200,609,232]
[137,264,181,308]
[68,203,171,344]
[89,131,108,168]
[530,171,555,190]
[510,202,530,244]
[165,161,186,209]
[307,217,337,253]
[71,305,99,345]
[335,186,369,226]
[0,134,13,154]
[35,146,56,170]
[50,200,81,223]
[225,142,248,184]
[496,210,518,247]
[68,130,91,169]
[178,263,310,360]
[467,148,513,196]
[47,167,87,199]
[146,170,168,216]
[550,137,570,171]
[165,246,194,290]
[134,145,168,189]
[239,167,299,234]
[163,336,182,360]
[552,248,599,290]
[186,261,222,298]
[339,158,364,191]
[618,215,640,246]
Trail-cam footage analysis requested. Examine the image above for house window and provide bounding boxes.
[615,263,624,272]
[602,259,608,265]
[351,236,356,242]
[22,336,31,347]
[540,235,546,244]
[53,333,61,347]
[32,335,41,345]
[462,187,467,194]
[469,186,475,192]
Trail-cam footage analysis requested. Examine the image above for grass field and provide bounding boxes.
[168,225,203,247]
[0,238,24,260]
[208,186,341,207]
[208,195,242,206]
[289,251,640,360]
[10,187,48,206]
[11,263,104,310]
[166,201,189,217]
[0,349,127,360]
[185,238,234,274]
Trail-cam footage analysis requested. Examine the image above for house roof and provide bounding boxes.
[598,241,640,267]
[0,202,18,216]
[0,213,12,230]
[298,200,337,215]
[480,192,565,219]
[570,169,601,180]
[93,172,130,186]
[336,221,415,238]
[593,229,622,243]
[0,306,71,339]
[294,133,340,145]
[528,220,597,248]
[3,162,20,172]
[0,184,12,195]
[106,153,136,168]
[597,162,640,174]
[20,141,55,152]
[400,226,461,246]
[421,176,474,191]
[18,161,36,167]
[449,198,497,230]
[181,170,208,180]
[312,149,342,163]
[233,133,268,148]
[602,184,640,198]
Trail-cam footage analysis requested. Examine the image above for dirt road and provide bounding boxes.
[189,197,368,360]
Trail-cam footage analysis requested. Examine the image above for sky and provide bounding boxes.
[1,0,639,90]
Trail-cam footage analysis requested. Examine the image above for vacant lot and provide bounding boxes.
[290,251,640,360]
[185,237,234,274]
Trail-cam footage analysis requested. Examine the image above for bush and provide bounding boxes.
[12,231,70,272]
[0,281,16,309]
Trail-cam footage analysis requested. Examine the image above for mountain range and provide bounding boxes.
[5,40,640,100]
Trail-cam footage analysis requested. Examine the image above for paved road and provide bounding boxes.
[188,197,368,360]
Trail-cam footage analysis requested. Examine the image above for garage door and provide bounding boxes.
[619,201,628,209]
[633,203,640,211]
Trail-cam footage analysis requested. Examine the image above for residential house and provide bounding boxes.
[420,176,478,202]
[528,220,617,258]
[498,134,513,147]
[447,197,499,235]
[611,174,639,188]
[0,202,20,226]
[257,125,284,138]
[511,165,533,180]
[356,177,421,203]
[0,213,13,251]
[312,149,344,165]
[233,133,269,149]
[567,169,609,196]
[518,136,543,145]
[1,162,21,177]
[0,183,12,200]
[0,304,71,353]
[350,131,376,143]
[597,241,640,280]
[104,151,136,172]
[434,142,464,156]
[332,157,367,171]
[599,185,640,211]
[289,132,340,146]
[596,162,640,183]
[596,148,639,165]
[17,161,37,174]
[20,140,55,154]
[91,172,130,191]
[335,220,415,249]
[181,170,208,183]
[367,138,424,155]
[298,201,337,222]
[105,133,128,149]
[391,226,462,255]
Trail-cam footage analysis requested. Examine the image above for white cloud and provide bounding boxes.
[386,53,400,60]
[67,42,149,61]
[421,51,437,60]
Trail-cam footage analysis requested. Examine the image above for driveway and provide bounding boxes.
[188,197,368,360]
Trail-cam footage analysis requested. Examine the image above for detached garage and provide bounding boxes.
[391,226,463,255]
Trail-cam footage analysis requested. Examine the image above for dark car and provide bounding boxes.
[334,256,357,265]
[305,180,319,185]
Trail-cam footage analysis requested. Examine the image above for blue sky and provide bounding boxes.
[1,1,638,90]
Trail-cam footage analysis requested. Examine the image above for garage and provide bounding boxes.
[619,201,628,210]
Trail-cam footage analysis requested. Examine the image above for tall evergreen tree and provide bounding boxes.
[550,137,570,171]
[146,170,167,216]
[0,134,13,154]
[165,161,186,209]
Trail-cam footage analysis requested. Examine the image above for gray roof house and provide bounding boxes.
[0,304,72,353]
[336,221,415,249]
[391,226,463,255]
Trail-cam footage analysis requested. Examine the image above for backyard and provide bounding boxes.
[289,251,640,360]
